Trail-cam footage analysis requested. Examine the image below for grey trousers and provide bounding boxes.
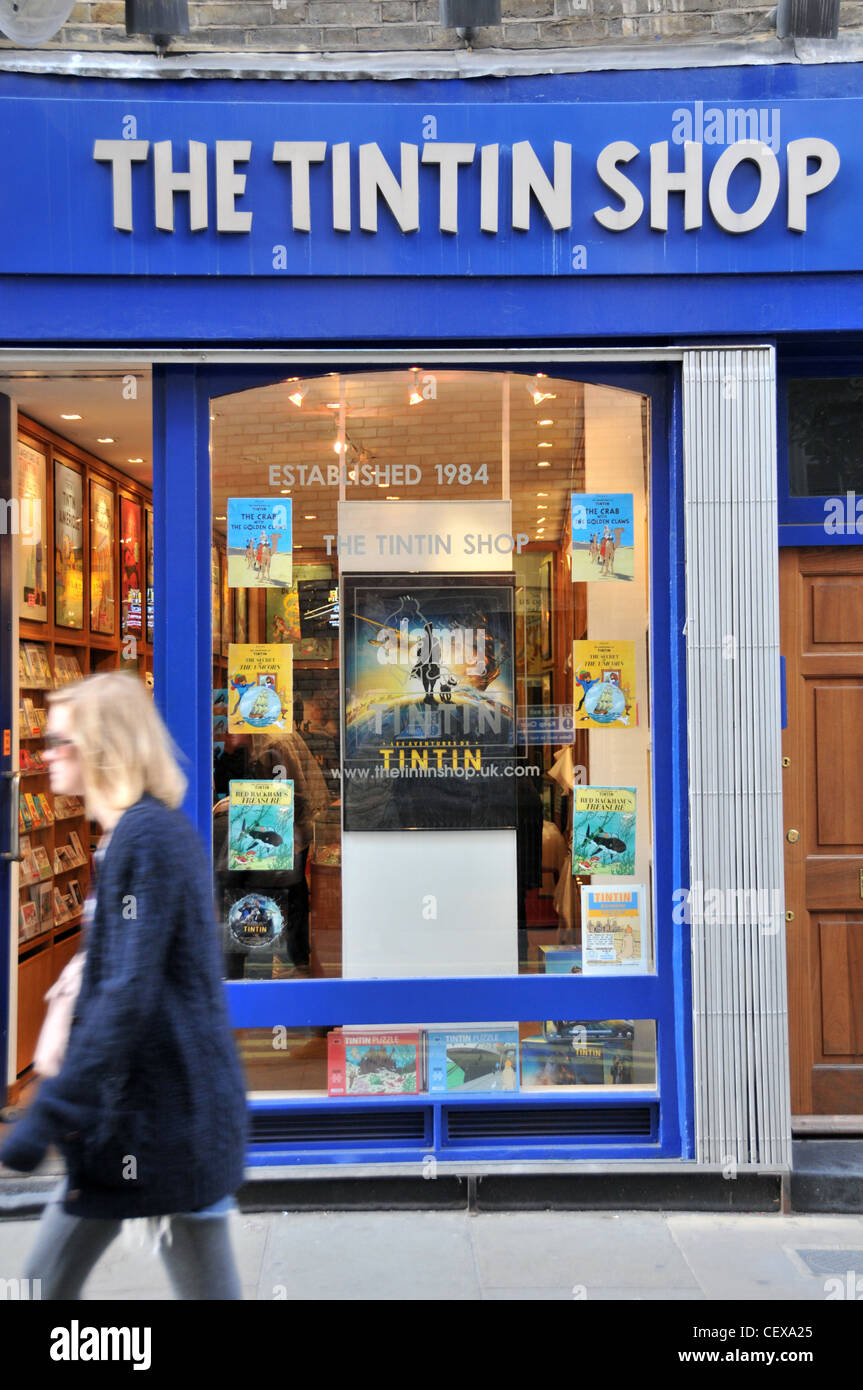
[24,1185,243,1300]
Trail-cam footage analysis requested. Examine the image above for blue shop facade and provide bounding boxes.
[2,55,863,1175]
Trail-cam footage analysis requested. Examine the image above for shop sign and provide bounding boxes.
[0,94,855,275]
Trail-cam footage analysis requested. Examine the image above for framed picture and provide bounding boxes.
[539,554,553,663]
[17,438,47,622]
[145,505,154,643]
[234,584,248,644]
[120,495,143,639]
[265,585,300,643]
[221,549,230,656]
[89,477,115,635]
[54,458,84,629]
[294,635,333,662]
[211,544,221,654]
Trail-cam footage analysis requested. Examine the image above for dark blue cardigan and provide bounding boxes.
[2,795,248,1218]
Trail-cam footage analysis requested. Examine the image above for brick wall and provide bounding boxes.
[5,0,851,54]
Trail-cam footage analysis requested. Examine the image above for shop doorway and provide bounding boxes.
[1,368,153,1105]
[781,545,863,1118]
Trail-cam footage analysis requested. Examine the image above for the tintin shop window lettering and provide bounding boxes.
[211,370,658,1098]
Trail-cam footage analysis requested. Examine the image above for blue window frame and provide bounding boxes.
[152,359,693,1164]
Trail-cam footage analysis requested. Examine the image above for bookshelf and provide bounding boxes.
[12,415,153,1091]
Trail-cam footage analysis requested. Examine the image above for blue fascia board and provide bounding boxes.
[7,275,863,344]
[226,975,664,1028]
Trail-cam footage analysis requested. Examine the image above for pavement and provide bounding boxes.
[3,1203,863,1301]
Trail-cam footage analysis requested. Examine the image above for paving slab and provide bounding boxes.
[469,1211,699,1291]
[257,1210,481,1301]
[667,1213,863,1300]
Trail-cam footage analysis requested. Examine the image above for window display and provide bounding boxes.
[234,1021,657,1096]
[211,369,656,1093]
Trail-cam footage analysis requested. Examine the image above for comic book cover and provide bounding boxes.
[581,884,647,973]
[38,880,54,927]
[19,901,39,941]
[227,498,292,590]
[342,573,516,831]
[228,780,294,871]
[570,493,634,584]
[522,1025,635,1086]
[572,787,637,876]
[572,640,637,729]
[426,1027,519,1094]
[32,845,52,878]
[327,1030,421,1096]
[227,643,293,735]
[520,1035,607,1087]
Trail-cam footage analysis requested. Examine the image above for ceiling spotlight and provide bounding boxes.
[304,514,317,520]
[289,390,305,408]
[97,437,114,444]
[128,457,144,464]
[537,461,551,468]
[538,418,553,426]
[538,442,553,449]
[528,379,557,406]
[61,413,82,420]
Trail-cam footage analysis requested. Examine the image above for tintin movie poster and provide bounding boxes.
[342,573,517,831]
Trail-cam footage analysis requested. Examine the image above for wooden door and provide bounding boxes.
[781,546,863,1116]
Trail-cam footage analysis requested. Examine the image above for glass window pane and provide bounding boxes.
[211,370,653,984]
[788,376,863,496]
[235,1021,658,1096]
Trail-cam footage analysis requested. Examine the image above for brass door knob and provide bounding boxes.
[786,829,800,844]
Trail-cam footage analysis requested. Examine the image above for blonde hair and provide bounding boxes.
[48,671,187,818]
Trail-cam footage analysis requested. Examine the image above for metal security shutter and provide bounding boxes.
[683,347,792,1170]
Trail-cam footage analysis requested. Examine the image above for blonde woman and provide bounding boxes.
[1,673,247,1299]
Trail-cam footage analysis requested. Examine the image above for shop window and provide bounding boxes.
[788,376,863,496]
[235,1022,657,1097]
[211,370,656,1094]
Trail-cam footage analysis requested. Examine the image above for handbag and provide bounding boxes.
[33,951,87,1079]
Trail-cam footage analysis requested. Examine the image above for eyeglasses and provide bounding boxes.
[44,734,76,752]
